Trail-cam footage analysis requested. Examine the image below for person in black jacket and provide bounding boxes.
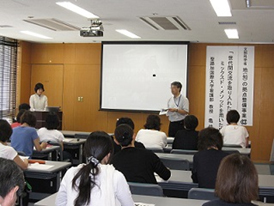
[111,117,145,154]
[111,124,171,184]
[191,127,229,189]
[172,115,199,150]
[203,153,258,206]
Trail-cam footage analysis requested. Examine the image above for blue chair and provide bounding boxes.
[188,188,217,200]
[128,182,163,196]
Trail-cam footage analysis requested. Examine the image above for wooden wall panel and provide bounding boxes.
[17,41,274,161]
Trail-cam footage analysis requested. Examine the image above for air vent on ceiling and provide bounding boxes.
[0,25,13,28]
[218,22,237,25]
[23,18,80,31]
[140,16,191,31]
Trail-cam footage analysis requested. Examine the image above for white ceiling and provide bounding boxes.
[1,0,274,43]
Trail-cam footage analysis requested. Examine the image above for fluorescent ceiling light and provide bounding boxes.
[209,0,232,17]
[20,31,52,39]
[116,30,141,38]
[56,2,99,19]
[224,29,239,39]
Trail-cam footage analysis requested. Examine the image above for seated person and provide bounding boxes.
[0,120,28,170]
[203,153,258,206]
[11,109,26,129]
[56,131,134,206]
[11,111,47,156]
[220,110,249,148]
[172,115,199,150]
[0,158,25,206]
[112,117,145,154]
[136,115,167,149]
[191,127,228,189]
[111,124,171,184]
[19,103,30,111]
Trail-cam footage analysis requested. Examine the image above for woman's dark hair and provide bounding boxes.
[34,83,45,92]
[72,131,113,206]
[0,158,25,198]
[144,115,161,131]
[226,110,240,124]
[0,120,12,142]
[171,81,182,92]
[116,117,135,130]
[20,111,36,127]
[197,127,223,151]
[115,124,133,147]
[215,153,258,203]
[184,115,198,130]
[16,109,26,123]
[45,112,60,130]
[19,103,30,111]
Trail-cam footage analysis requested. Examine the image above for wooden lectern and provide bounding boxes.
[32,111,63,129]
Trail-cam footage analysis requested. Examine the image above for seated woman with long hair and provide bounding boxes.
[56,131,134,206]
[203,153,258,206]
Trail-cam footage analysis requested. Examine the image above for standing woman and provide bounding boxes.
[29,83,48,111]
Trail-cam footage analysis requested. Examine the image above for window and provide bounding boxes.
[0,36,17,123]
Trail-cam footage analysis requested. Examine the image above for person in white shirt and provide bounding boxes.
[167,81,189,137]
[29,83,48,111]
[0,119,28,170]
[55,131,134,206]
[220,110,249,148]
[0,158,25,206]
[136,114,167,149]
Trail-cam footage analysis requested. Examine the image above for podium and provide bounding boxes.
[32,111,63,129]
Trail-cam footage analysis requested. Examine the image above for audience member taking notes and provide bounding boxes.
[191,127,229,188]
[220,110,249,148]
[11,109,25,129]
[203,153,259,206]
[111,124,171,184]
[136,114,167,149]
[29,83,48,111]
[11,111,47,156]
[0,120,28,170]
[0,158,25,206]
[112,117,145,155]
[55,131,134,206]
[172,115,199,150]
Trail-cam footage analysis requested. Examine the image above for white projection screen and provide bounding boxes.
[100,42,188,112]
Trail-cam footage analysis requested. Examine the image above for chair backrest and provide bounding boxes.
[171,149,198,155]
[223,144,242,148]
[188,188,216,200]
[128,182,163,197]
[17,151,26,156]
[223,149,240,155]
[160,158,190,170]
[46,141,64,161]
[75,133,89,139]
[147,147,164,153]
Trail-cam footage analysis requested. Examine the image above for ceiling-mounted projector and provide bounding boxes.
[80,19,103,37]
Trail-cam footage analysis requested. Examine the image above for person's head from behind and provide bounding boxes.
[171,81,182,96]
[184,115,199,131]
[18,103,30,111]
[115,124,133,147]
[72,131,113,206]
[226,110,240,124]
[20,111,36,127]
[144,114,161,131]
[116,117,135,130]
[16,109,26,124]
[197,127,223,151]
[45,112,59,130]
[215,153,258,203]
[34,83,45,96]
[0,158,25,206]
[0,120,12,143]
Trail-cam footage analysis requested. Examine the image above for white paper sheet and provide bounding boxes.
[28,163,54,170]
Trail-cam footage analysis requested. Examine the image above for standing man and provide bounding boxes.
[167,81,189,137]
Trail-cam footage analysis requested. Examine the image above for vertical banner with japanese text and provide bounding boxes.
[205,46,254,128]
